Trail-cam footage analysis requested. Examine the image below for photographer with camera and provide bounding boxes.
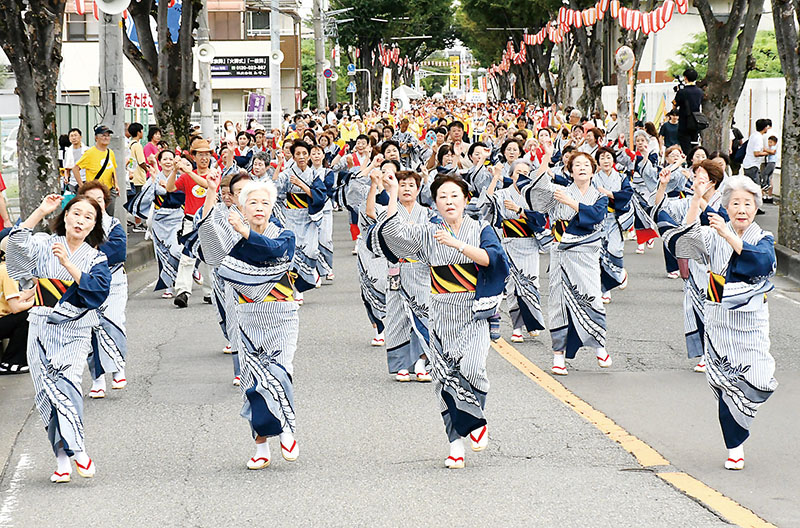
[673,68,704,156]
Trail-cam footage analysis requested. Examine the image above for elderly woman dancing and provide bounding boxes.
[368,173,508,469]
[199,174,300,470]
[656,175,777,470]
[7,194,110,483]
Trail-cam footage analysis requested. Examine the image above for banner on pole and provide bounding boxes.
[449,55,460,91]
[379,67,392,111]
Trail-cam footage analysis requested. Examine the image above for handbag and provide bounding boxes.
[688,111,709,133]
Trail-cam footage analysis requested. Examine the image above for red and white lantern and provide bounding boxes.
[75,0,85,15]
[610,0,620,18]
[641,11,652,34]
[663,0,675,23]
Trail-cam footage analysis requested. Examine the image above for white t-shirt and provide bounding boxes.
[63,144,90,187]
[742,132,764,169]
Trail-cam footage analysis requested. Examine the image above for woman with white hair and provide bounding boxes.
[484,159,550,343]
[199,176,301,470]
[658,175,777,470]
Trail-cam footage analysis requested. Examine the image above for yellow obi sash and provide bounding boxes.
[153,195,165,209]
[707,271,725,303]
[238,273,295,303]
[501,217,535,238]
[286,193,310,209]
[398,257,419,263]
[551,219,569,242]
[430,263,478,294]
[34,278,74,308]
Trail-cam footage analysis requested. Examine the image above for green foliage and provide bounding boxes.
[667,30,783,80]
[300,36,352,109]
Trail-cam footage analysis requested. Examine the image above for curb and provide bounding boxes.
[775,243,800,285]
[126,238,154,270]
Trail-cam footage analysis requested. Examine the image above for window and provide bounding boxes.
[66,14,99,42]
[209,12,242,40]
[246,11,270,38]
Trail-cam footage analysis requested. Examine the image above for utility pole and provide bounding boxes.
[99,12,126,225]
[270,0,282,128]
[197,0,214,141]
[313,0,327,110]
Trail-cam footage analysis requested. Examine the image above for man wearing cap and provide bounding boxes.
[167,139,213,308]
[73,125,120,208]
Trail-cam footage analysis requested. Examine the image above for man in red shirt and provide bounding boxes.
[167,140,213,307]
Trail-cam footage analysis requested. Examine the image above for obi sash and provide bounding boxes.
[501,217,535,238]
[153,195,165,210]
[707,271,725,303]
[551,219,569,242]
[286,193,310,209]
[430,263,478,294]
[34,278,74,308]
[238,272,295,303]
[398,257,419,263]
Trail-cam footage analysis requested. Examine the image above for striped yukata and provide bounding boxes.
[315,166,336,278]
[148,175,185,291]
[483,185,551,334]
[523,177,609,358]
[199,206,299,439]
[662,218,777,448]
[375,203,433,374]
[370,214,508,442]
[629,151,661,244]
[7,228,110,456]
[277,164,327,291]
[357,209,388,333]
[592,169,634,293]
[654,193,727,358]
[88,214,128,379]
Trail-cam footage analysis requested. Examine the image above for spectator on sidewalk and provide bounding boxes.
[143,126,162,169]
[673,68,704,156]
[62,128,90,194]
[742,119,772,187]
[659,110,680,152]
[0,172,11,230]
[0,232,33,375]
[127,123,148,232]
[73,125,120,211]
[761,135,778,204]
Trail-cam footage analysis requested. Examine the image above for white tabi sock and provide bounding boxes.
[73,451,90,467]
[414,358,427,375]
[91,376,106,392]
[728,445,744,461]
[56,447,71,474]
[449,438,465,459]
[553,354,566,369]
[374,328,384,340]
[113,368,126,382]
[255,441,271,460]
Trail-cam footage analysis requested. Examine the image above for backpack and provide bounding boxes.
[732,139,748,164]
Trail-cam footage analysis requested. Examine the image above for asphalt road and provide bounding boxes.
[0,204,795,527]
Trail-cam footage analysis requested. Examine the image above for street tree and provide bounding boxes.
[770,0,800,251]
[123,0,203,148]
[614,0,654,144]
[693,0,762,154]
[0,0,66,217]
[667,31,782,80]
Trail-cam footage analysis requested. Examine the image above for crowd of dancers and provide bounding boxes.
[3,97,778,482]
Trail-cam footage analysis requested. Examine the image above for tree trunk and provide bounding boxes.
[123,0,201,149]
[531,43,554,104]
[571,13,604,114]
[696,0,762,154]
[771,0,800,251]
[0,0,65,218]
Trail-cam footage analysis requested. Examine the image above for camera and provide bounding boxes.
[673,76,686,93]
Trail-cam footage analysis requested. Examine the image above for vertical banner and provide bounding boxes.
[479,76,488,93]
[379,67,392,111]
[246,92,266,121]
[449,54,460,91]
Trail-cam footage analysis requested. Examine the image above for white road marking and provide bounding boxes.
[0,454,33,527]
[774,292,800,306]
[134,279,158,297]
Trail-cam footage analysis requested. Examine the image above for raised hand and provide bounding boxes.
[504,199,520,213]
[228,210,249,237]
[708,212,728,236]
[658,168,672,187]
[39,194,63,215]
[382,171,398,194]
[206,171,221,193]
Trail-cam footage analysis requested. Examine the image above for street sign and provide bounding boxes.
[346,81,357,93]
[323,68,333,79]
[347,63,356,75]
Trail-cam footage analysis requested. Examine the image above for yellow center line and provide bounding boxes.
[491,338,776,528]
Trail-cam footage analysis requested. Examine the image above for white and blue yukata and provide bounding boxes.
[592,168,634,293]
[276,164,327,291]
[660,218,777,449]
[148,175,185,291]
[314,165,337,278]
[483,184,551,334]
[653,193,727,358]
[370,203,434,375]
[7,228,110,456]
[522,176,609,358]
[199,207,299,439]
[370,214,508,442]
[88,213,128,379]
